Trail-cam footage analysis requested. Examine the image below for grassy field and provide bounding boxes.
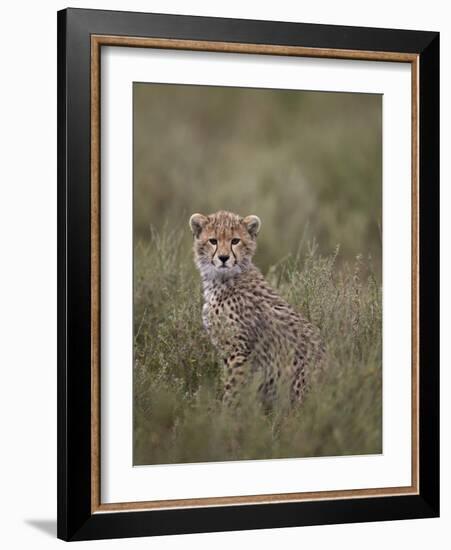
[133,84,382,465]
[133,229,382,465]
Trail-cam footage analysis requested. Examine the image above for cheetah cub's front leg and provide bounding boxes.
[222,353,249,408]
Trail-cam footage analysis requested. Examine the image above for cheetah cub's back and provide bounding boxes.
[189,210,325,407]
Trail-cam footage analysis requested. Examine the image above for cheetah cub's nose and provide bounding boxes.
[219,255,230,264]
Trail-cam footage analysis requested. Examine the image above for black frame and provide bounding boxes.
[57,7,439,541]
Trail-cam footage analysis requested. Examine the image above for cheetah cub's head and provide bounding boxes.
[189,210,261,280]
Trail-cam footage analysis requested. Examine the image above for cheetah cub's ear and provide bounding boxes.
[189,213,208,238]
[243,215,261,238]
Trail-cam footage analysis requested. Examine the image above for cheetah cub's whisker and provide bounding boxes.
[189,210,325,408]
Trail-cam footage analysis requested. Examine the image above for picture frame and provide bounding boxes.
[57,7,439,541]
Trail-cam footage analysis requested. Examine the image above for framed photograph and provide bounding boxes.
[57,8,439,541]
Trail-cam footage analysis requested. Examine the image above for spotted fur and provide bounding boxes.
[189,210,324,407]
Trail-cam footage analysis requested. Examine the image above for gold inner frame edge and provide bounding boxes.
[90,35,420,514]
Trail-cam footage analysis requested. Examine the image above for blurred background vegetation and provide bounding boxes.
[134,83,382,274]
[133,83,382,465]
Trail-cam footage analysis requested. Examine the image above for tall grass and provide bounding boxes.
[133,228,382,465]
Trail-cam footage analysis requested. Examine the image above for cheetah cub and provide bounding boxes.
[190,210,324,407]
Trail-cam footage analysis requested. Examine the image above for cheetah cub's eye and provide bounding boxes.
[231,238,240,245]
[209,238,218,245]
